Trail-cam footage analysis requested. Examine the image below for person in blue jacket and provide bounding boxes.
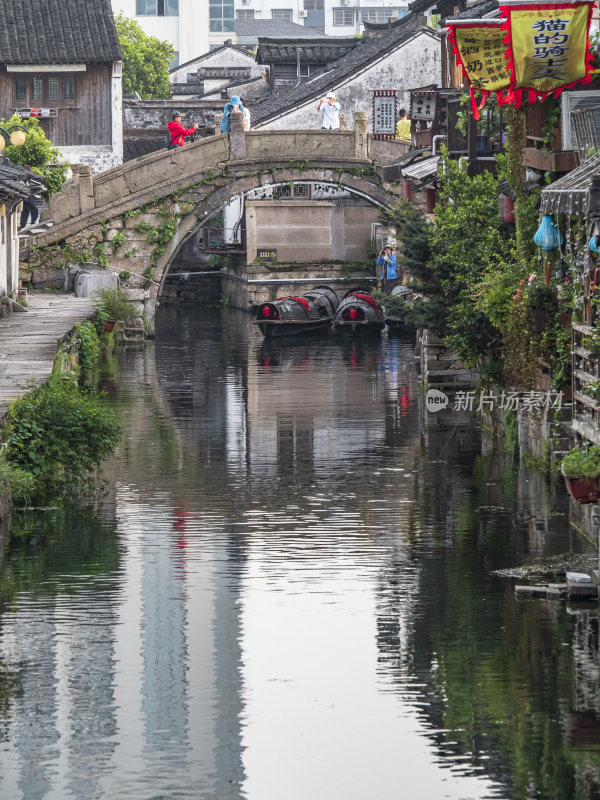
[220,96,245,133]
[377,245,398,294]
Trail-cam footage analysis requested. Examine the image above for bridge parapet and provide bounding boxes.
[22,112,409,329]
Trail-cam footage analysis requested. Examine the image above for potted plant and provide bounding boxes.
[560,445,600,503]
[93,287,137,332]
[527,278,557,333]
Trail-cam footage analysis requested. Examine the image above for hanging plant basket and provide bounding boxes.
[103,320,116,332]
[562,472,600,504]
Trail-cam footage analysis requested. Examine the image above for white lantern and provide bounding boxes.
[9,130,26,147]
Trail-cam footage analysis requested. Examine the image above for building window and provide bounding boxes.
[333,8,353,25]
[210,0,235,31]
[48,77,60,100]
[32,77,43,102]
[236,8,255,17]
[14,75,76,104]
[271,8,293,18]
[304,0,324,7]
[359,7,407,21]
[63,76,76,99]
[136,0,178,15]
[15,79,27,101]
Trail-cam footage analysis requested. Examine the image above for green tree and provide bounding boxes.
[1,114,68,197]
[429,150,509,375]
[115,13,174,99]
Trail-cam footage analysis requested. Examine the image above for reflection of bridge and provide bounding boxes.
[24,112,406,323]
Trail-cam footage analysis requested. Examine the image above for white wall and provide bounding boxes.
[111,0,209,65]
[254,31,441,131]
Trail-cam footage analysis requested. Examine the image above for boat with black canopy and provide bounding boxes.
[331,289,385,336]
[255,285,339,338]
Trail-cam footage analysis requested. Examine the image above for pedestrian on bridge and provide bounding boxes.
[168,111,198,148]
[377,245,398,295]
[317,93,341,130]
[220,96,246,133]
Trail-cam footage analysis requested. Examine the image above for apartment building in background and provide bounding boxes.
[111,0,408,66]
[236,0,408,37]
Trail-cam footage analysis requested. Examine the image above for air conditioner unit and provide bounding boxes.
[561,90,600,151]
[299,9,308,16]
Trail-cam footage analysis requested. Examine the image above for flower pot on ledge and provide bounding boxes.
[562,473,600,504]
[103,320,116,333]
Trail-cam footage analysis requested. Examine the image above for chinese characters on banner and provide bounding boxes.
[372,90,397,138]
[499,0,594,106]
[446,19,511,118]
[447,0,594,110]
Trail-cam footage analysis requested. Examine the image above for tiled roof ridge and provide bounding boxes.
[444,0,500,21]
[170,41,255,74]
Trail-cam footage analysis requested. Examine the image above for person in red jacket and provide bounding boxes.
[167,111,198,148]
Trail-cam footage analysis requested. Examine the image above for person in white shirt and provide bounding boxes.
[317,93,341,130]
[241,98,251,131]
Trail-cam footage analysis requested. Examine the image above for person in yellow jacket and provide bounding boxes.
[395,108,411,142]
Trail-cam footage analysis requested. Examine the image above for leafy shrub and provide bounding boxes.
[0,450,35,505]
[4,374,122,500]
[0,114,69,198]
[93,287,137,324]
[75,321,101,372]
[561,446,600,479]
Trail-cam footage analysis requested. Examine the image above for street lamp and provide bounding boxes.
[0,124,27,152]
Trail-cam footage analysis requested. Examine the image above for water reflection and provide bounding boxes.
[0,307,598,799]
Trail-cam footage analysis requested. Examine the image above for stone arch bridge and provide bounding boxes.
[23,112,406,324]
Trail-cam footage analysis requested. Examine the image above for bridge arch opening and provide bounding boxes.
[157,175,396,310]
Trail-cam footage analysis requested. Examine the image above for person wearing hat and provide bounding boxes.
[376,244,398,295]
[317,93,341,130]
[168,111,198,148]
[220,96,246,133]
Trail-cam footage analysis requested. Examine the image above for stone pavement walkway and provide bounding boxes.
[0,293,94,423]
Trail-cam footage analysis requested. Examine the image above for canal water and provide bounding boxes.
[1,306,599,800]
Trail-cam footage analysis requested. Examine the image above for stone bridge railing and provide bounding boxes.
[21,112,408,329]
[36,112,406,246]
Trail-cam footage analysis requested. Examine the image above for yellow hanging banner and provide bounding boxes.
[500,0,594,102]
[448,20,512,93]
[447,19,511,118]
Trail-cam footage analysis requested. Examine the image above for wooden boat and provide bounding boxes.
[331,290,385,336]
[384,285,416,333]
[255,286,339,338]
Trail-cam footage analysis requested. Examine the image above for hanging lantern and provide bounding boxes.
[9,129,26,147]
[533,215,563,251]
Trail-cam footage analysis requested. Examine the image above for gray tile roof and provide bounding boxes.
[0,0,122,65]
[0,160,44,203]
[253,17,436,125]
[540,152,600,215]
[235,19,327,38]
[445,0,499,20]
[256,37,360,64]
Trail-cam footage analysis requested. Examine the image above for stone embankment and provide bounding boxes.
[0,293,94,423]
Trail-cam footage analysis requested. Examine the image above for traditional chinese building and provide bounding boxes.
[0,0,123,173]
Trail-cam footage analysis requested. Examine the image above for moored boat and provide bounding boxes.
[331,290,385,336]
[255,286,339,338]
